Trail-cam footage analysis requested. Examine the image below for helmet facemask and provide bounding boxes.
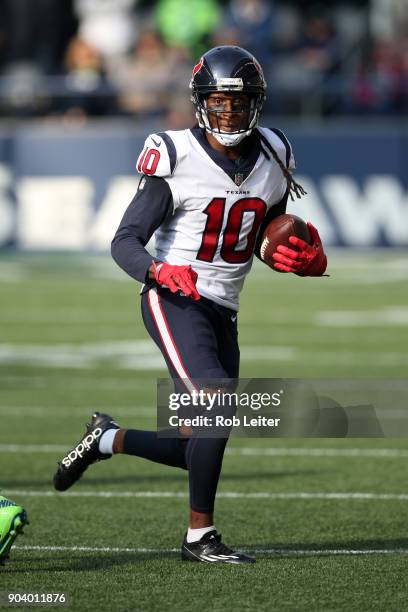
[192,90,264,147]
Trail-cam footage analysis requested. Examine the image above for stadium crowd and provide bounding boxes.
[0,0,407,121]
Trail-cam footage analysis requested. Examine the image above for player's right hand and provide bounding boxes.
[152,262,200,301]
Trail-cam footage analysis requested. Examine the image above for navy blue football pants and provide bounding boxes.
[122,286,239,513]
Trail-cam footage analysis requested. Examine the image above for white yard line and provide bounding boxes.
[1,345,407,367]
[0,342,299,368]
[0,406,154,417]
[0,406,406,420]
[1,444,408,458]
[226,447,408,458]
[315,308,408,327]
[12,544,408,557]
[0,444,68,452]
[1,376,154,389]
[3,490,408,501]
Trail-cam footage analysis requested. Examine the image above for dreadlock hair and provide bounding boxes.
[258,130,307,201]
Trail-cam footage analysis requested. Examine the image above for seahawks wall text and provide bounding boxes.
[0,123,407,249]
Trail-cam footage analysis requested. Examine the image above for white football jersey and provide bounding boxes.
[136,127,295,311]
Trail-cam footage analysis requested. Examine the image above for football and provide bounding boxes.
[259,213,311,270]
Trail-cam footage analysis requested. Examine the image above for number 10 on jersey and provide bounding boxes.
[197,197,266,264]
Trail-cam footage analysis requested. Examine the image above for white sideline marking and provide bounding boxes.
[4,490,408,501]
[12,545,408,557]
[1,444,408,458]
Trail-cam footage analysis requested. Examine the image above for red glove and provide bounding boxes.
[272,222,327,276]
[152,262,200,301]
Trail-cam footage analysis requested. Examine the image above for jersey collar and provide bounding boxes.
[190,127,262,185]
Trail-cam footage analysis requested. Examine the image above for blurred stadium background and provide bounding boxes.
[0,0,407,251]
[1,1,408,609]
[0,0,406,373]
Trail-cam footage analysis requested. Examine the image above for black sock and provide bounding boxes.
[123,429,188,470]
[185,437,228,513]
[123,430,229,513]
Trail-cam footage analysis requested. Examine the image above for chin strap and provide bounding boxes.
[196,98,258,147]
[210,129,250,147]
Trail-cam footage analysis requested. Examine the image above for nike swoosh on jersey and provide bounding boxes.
[151,137,161,147]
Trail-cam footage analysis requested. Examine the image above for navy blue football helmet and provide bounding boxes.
[190,46,266,146]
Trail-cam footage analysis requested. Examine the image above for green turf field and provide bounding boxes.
[0,251,407,611]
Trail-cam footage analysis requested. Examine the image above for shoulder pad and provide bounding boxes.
[136,132,177,178]
[258,127,296,170]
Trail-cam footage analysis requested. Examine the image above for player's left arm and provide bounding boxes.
[254,189,289,261]
[259,129,327,276]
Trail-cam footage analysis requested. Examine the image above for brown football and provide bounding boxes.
[260,214,311,271]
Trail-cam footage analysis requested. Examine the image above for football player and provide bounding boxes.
[0,496,29,565]
[53,46,327,564]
